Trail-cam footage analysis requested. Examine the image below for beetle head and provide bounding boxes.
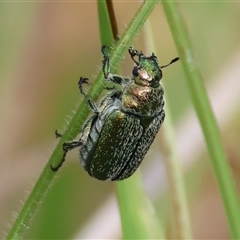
[132,52,162,87]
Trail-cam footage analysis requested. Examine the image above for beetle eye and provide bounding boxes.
[132,66,140,77]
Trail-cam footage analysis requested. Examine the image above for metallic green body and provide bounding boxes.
[51,45,179,181]
[79,46,166,180]
[79,87,165,180]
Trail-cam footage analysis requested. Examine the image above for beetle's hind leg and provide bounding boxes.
[51,74,99,171]
[78,77,99,114]
[51,136,83,171]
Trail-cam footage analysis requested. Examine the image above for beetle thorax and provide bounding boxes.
[121,82,164,118]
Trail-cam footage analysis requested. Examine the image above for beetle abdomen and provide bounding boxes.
[113,109,165,180]
[80,109,144,180]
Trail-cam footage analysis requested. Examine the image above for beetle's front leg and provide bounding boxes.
[128,45,143,65]
[101,45,129,86]
[101,45,110,79]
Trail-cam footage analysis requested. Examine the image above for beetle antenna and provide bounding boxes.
[160,57,180,69]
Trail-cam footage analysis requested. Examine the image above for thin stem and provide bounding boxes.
[144,19,191,239]
[161,1,240,238]
[106,0,119,41]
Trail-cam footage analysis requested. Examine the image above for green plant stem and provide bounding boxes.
[97,0,114,45]
[161,1,240,238]
[162,102,192,239]
[7,1,159,239]
[117,172,164,239]
[144,20,192,239]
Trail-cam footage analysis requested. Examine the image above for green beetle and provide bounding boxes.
[51,45,179,180]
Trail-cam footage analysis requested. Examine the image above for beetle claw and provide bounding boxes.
[55,130,62,138]
[78,77,89,86]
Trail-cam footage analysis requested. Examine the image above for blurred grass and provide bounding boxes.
[162,1,240,238]
[1,1,240,239]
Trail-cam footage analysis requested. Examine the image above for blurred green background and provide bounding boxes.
[1,1,240,239]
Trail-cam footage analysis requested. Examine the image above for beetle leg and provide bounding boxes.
[128,45,139,65]
[105,86,116,91]
[50,153,67,171]
[104,74,128,86]
[128,45,145,66]
[55,130,63,138]
[62,140,82,152]
[101,45,129,86]
[101,45,110,79]
[78,77,99,114]
[51,140,83,171]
